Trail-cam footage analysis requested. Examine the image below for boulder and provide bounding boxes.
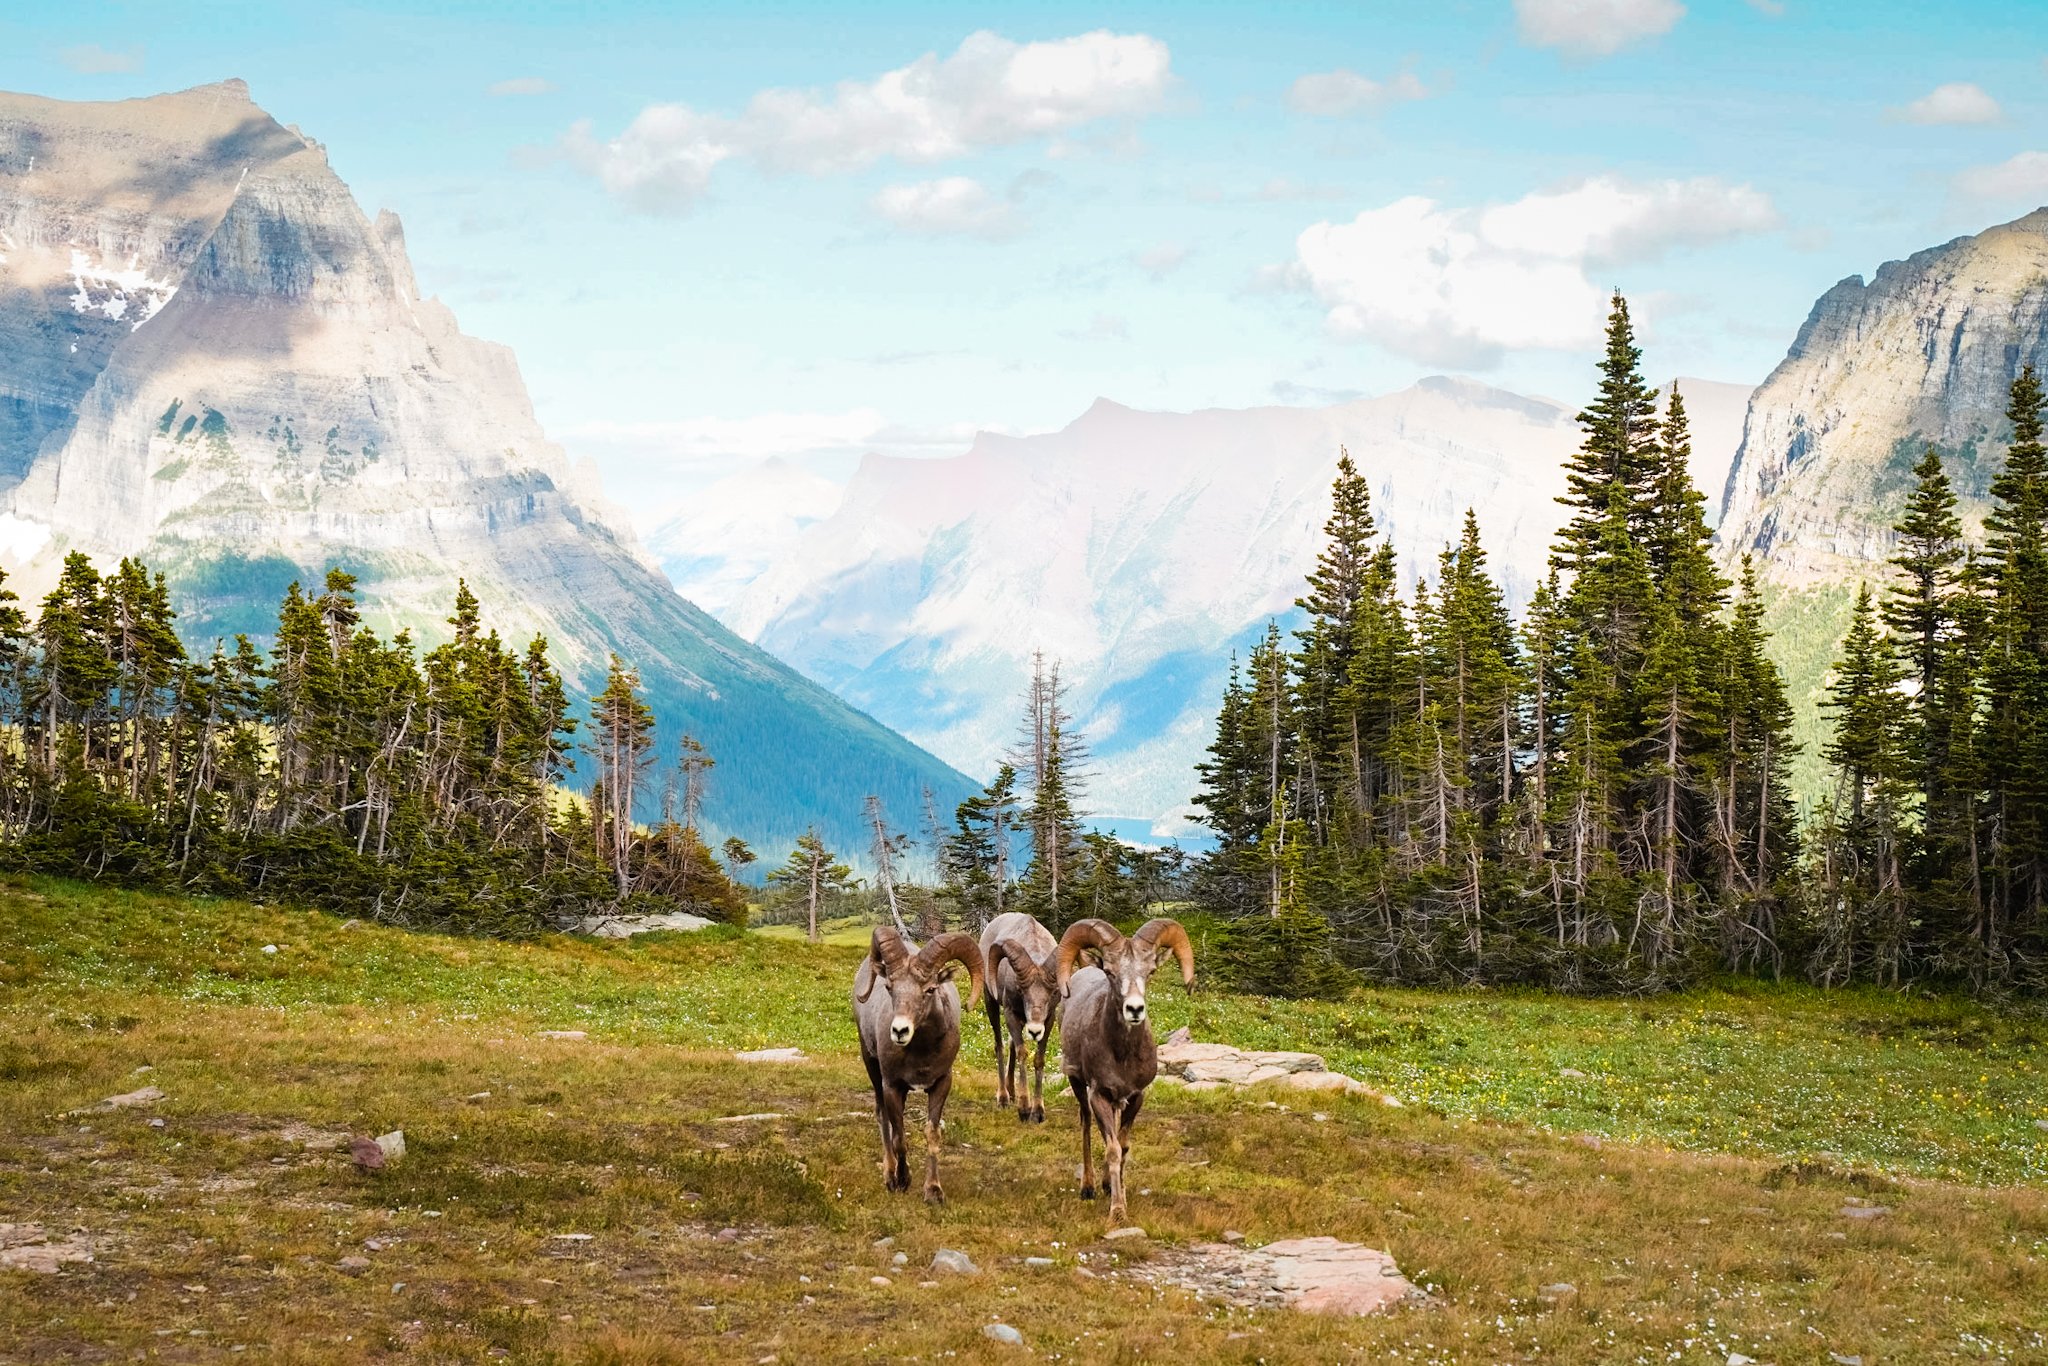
[576,913,715,938]
[930,1249,980,1276]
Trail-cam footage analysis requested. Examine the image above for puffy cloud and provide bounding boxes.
[1285,68,1428,117]
[1513,0,1685,58]
[489,77,557,97]
[1953,150,2048,203]
[872,176,1018,238]
[60,44,142,74]
[1288,176,1777,366]
[1891,82,2002,126]
[564,30,1171,212]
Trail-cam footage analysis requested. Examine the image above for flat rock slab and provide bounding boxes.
[94,1085,164,1110]
[0,1224,94,1274]
[1155,1041,1400,1105]
[1132,1236,1423,1318]
[734,1048,805,1063]
[576,913,715,938]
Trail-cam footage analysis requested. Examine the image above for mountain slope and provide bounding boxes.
[727,378,1606,825]
[1717,207,2048,799]
[0,80,970,853]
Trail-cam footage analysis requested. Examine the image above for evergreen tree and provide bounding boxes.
[769,827,854,943]
[588,656,656,899]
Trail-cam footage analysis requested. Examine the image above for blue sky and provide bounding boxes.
[4,1,2046,514]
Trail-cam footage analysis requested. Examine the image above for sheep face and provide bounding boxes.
[1056,918,1196,1031]
[856,928,986,1050]
[875,962,957,1046]
[1099,939,1168,1027]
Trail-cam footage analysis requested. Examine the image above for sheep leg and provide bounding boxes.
[921,1072,953,1205]
[879,1082,911,1193]
[1089,1089,1129,1223]
[1027,1033,1049,1123]
[1075,1078,1096,1200]
[986,995,1009,1105]
[1118,1092,1144,1197]
[1002,1013,1021,1112]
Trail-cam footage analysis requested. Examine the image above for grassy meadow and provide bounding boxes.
[2,878,2045,1363]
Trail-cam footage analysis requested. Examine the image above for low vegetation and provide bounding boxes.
[3,878,2043,1362]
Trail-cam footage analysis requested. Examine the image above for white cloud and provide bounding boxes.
[1953,150,2048,203]
[1514,0,1685,58]
[1288,176,1777,367]
[1286,68,1428,117]
[60,44,142,74]
[1891,82,2002,126]
[1133,242,1190,279]
[489,76,557,97]
[873,176,1018,238]
[1061,313,1130,342]
[563,29,1171,213]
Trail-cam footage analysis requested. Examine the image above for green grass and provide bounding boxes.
[2,877,2043,1363]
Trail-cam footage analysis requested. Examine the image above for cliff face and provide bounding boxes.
[1720,208,2048,583]
[0,81,969,851]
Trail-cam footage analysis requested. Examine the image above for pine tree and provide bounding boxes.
[1816,584,1912,985]
[1292,450,1379,840]
[1558,293,1663,570]
[769,827,854,943]
[946,764,1019,928]
[588,656,655,899]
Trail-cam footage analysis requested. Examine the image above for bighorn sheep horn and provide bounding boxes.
[856,925,911,1003]
[987,936,1044,989]
[1134,918,1196,988]
[913,931,986,1006]
[1055,918,1124,997]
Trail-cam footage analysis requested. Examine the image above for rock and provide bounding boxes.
[1222,1230,1245,1244]
[363,1238,396,1251]
[1103,1227,1147,1241]
[466,1091,491,1101]
[890,1252,907,1267]
[349,1137,386,1171]
[1559,1067,1588,1079]
[872,1237,895,1250]
[1164,1026,1193,1046]
[0,1225,94,1274]
[97,1085,164,1110]
[735,1048,805,1063]
[1278,1071,1366,1094]
[1829,1355,1863,1365]
[1263,1237,1422,1317]
[1023,1256,1054,1268]
[1537,1282,1577,1302]
[1840,1205,1891,1220]
[929,1249,979,1276]
[714,1113,788,1123]
[147,1118,166,1130]
[982,1324,1025,1346]
[549,1233,594,1242]
[374,1131,405,1162]
[869,1275,891,1287]
[577,913,716,939]
[1157,1040,1329,1087]
[539,1030,587,1041]
[713,1228,740,1243]
[2035,1119,2048,1132]
[338,919,363,930]
[337,1256,371,1271]
[1727,1355,1756,1366]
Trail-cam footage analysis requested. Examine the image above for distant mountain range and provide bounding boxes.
[0,80,972,855]
[660,376,1751,828]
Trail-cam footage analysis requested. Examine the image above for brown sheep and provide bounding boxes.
[853,926,986,1203]
[978,910,1059,1122]
[1054,917,1196,1225]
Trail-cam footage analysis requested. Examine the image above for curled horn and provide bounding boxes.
[856,925,909,1003]
[1135,918,1196,988]
[1055,918,1123,998]
[987,937,1040,994]
[914,932,986,1006]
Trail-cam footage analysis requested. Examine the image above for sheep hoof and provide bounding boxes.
[1015,1107,1033,1123]
[924,1185,945,1205]
[1080,1185,1096,1200]
[1031,1107,1046,1124]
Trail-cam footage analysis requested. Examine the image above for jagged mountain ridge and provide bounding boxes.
[1721,207,2048,583]
[0,80,971,853]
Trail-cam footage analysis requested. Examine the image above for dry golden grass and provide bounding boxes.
[1,878,2043,1363]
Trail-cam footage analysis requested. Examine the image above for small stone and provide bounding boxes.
[1537,1282,1577,1301]
[872,1236,895,1250]
[713,1228,740,1243]
[930,1248,979,1276]
[1221,1230,1245,1244]
[147,1118,166,1130]
[348,1137,385,1171]
[1840,1204,1891,1220]
[1829,1355,1863,1365]
[735,1048,805,1063]
[983,1324,1025,1346]
[869,1275,892,1287]
[374,1131,405,1162]
[714,1112,788,1123]
[337,1256,371,1271]
[1023,1256,1054,1268]
[890,1252,907,1267]
[539,1029,587,1040]
[260,945,279,955]
[1103,1227,1146,1241]
[1558,1067,1587,1079]
[338,919,362,930]
[2035,1119,2048,1132]
[363,1238,395,1252]
[1728,1354,1757,1366]
[549,1233,593,1242]
[917,1280,939,1288]
[465,1092,491,1101]
[390,1282,405,1293]
[1164,1026,1193,1046]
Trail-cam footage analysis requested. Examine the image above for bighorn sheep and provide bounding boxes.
[979,911,1060,1123]
[853,926,986,1202]
[1055,917,1196,1224]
